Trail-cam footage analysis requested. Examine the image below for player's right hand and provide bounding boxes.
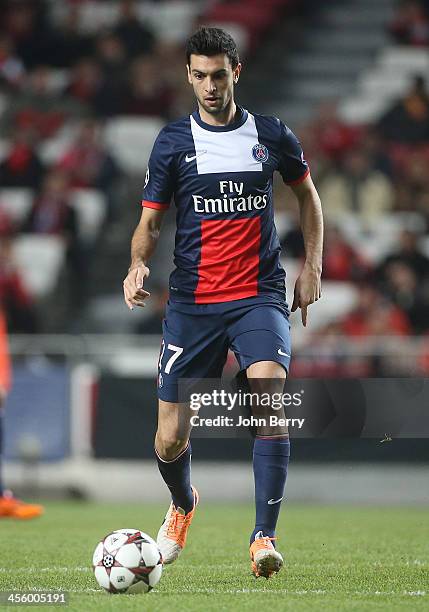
[123,263,151,310]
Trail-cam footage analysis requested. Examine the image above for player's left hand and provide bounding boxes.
[291,263,322,327]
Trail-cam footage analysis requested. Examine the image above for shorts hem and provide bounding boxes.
[158,387,179,403]
[239,356,290,375]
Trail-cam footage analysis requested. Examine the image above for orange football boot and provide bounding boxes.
[0,490,44,519]
[157,486,199,564]
[250,531,283,578]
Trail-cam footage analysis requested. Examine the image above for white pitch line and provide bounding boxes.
[70,589,426,597]
[152,589,425,597]
[0,570,426,598]
[4,586,426,597]
[1,561,426,574]
[153,589,427,597]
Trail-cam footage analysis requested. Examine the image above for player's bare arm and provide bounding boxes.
[290,174,323,327]
[123,208,165,310]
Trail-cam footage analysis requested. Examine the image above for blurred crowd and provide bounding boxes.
[0,0,193,119]
[290,0,429,373]
[0,0,198,332]
[388,0,429,47]
[279,70,429,367]
[0,0,428,371]
[278,66,429,374]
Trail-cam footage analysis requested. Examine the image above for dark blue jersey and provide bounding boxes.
[142,106,309,304]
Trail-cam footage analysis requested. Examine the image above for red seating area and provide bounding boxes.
[203,0,297,50]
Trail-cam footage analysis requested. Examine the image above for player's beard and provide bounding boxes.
[198,93,231,116]
[200,99,223,115]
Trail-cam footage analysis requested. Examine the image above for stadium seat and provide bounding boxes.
[333,213,366,245]
[46,69,71,94]
[0,189,33,225]
[86,295,147,333]
[339,96,393,124]
[359,71,413,98]
[0,94,8,119]
[393,212,427,234]
[274,211,293,239]
[38,124,78,165]
[378,46,429,72]
[204,2,279,49]
[104,116,165,174]
[0,139,10,163]
[142,1,196,43]
[340,45,429,124]
[53,0,196,41]
[357,236,395,264]
[74,1,119,32]
[283,257,357,331]
[335,213,426,264]
[311,281,357,327]
[69,189,107,244]
[205,23,249,54]
[420,236,429,258]
[13,235,65,298]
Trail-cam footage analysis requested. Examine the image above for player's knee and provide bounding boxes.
[155,431,188,461]
[247,361,287,381]
[247,364,286,398]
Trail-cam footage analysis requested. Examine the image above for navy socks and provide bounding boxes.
[251,436,290,543]
[156,442,194,514]
[155,436,289,533]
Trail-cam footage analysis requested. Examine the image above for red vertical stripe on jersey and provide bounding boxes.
[195,217,261,303]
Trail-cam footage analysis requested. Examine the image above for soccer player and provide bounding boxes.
[123,27,323,578]
[0,310,43,519]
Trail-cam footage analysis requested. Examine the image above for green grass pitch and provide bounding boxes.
[0,501,428,611]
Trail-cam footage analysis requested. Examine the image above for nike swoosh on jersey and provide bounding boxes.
[267,497,283,505]
[185,151,207,162]
[277,348,290,357]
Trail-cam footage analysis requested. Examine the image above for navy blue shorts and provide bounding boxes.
[157,295,291,402]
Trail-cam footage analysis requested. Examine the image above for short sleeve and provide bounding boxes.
[142,129,175,210]
[277,121,310,186]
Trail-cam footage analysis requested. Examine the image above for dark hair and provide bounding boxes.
[186,26,239,69]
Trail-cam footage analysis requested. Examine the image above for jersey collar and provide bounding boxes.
[191,105,248,132]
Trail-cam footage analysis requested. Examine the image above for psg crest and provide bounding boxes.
[252,143,269,163]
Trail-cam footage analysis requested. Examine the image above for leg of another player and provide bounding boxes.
[0,391,44,519]
[247,361,289,577]
[155,400,199,565]
[0,395,4,498]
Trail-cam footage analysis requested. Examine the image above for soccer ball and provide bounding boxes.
[92,529,163,594]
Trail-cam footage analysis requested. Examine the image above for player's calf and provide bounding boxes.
[155,429,197,565]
